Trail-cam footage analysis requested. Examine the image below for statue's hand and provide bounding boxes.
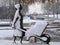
[12,24,15,29]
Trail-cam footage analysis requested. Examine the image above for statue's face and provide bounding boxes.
[15,4,20,9]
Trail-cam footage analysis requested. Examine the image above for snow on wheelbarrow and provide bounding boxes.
[14,21,51,44]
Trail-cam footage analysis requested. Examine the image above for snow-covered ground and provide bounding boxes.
[0,30,13,38]
[0,30,59,45]
[0,40,59,45]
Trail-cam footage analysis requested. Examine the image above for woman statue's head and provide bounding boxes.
[14,4,20,9]
[15,4,22,10]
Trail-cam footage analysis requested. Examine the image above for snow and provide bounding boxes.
[50,42,60,45]
[0,21,10,25]
[25,21,48,39]
[0,27,12,30]
[23,19,40,23]
[0,30,14,38]
[0,40,59,45]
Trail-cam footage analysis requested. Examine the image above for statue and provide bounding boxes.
[12,4,25,43]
